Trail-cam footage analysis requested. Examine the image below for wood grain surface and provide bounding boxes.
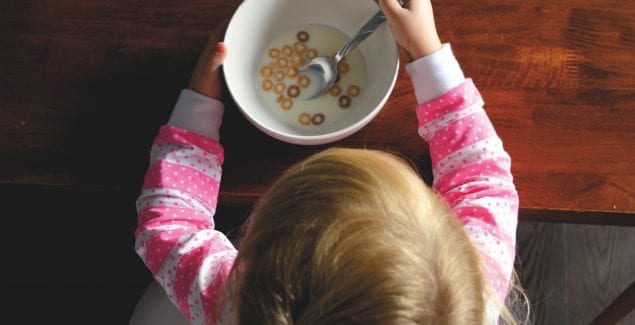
[516,221,567,325]
[517,221,635,324]
[1,0,634,221]
[567,223,635,324]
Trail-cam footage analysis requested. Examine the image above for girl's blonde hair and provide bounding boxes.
[226,148,524,324]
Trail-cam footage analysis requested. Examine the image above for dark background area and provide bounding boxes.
[1,183,251,324]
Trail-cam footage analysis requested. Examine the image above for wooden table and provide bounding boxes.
[2,0,633,224]
[1,0,634,323]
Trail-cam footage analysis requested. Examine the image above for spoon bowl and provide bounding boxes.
[299,10,387,99]
[298,56,338,99]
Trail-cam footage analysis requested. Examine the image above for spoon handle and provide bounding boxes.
[334,0,409,62]
[334,10,386,62]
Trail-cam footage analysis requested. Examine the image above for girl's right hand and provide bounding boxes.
[378,0,443,61]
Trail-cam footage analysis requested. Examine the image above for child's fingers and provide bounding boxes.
[188,42,228,100]
[405,0,421,11]
[197,41,228,76]
[378,0,404,17]
[410,0,434,14]
[187,21,231,99]
[195,18,230,70]
[210,42,228,71]
[207,18,230,46]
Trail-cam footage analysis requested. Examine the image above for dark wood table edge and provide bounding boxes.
[520,207,635,227]
[590,280,635,325]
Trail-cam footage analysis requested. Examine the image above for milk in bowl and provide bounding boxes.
[256,24,367,132]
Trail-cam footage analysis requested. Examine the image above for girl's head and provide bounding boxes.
[228,148,489,324]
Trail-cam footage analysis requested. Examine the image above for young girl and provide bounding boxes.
[135,0,525,323]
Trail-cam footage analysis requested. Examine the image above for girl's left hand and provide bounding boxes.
[188,27,229,100]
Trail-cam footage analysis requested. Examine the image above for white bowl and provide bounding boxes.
[224,0,400,145]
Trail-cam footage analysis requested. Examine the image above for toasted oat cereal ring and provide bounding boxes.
[312,113,325,125]
[297,75,310,88]
[287,85,300,98]
[281,98,293,110]
[262,79,273,91]
[293,42,307,55]
[339,62,350,74]
[306,49,317,59]
[329,84,341,97]
[290,54,303,67]
[268,48,280,58]
[276,95,285,103]
[273,71,285,81]
[298,113,311,125]
[338,95,351,108]
[259,65,273,78]
[274,82,285,94]
[347,85,361,97]
[282,45,293,56]
[286,67,298,78]
[276,57,288,68]
[297,31,309,42]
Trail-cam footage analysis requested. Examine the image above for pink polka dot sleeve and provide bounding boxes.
[135,125,237,324]
[417,79,519,301]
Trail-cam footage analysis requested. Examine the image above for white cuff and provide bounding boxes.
[405,44,466,103]
[168,89,224,141]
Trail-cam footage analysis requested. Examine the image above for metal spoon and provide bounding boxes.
[298,0,407,99]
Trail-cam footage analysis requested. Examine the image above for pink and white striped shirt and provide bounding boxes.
[135,44,518,324]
